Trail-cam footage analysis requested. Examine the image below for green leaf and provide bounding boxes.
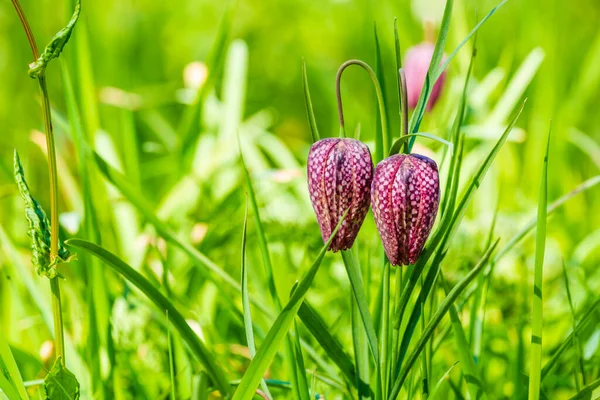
[65,239,232,397]
[0,333,28,400]
[562,260,586,390]
[374,24,391,159]
[390,241,499,398]
[240,200,273,400]
[429,361,459,400]
[43,357,80,400]
[528,129,550,400]
[568,377,600,400]
[341,250,379,365]
[13,150,73,279]
[230,210,348,400]
[541,298,600,381]
[296,301,356,386]
[28,0,81,78]
[441,271,488,400]
[302,60,320,143]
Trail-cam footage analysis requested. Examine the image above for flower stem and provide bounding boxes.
[11,0,65,366]
[335,60,389,156]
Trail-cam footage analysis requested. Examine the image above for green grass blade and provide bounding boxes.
[66,239,232,397]
[562,260,586,389]
[374,23,391,155]
[441,42,476,216]
[390,241,499,398]
[230,211,348,400]
[241,201,273,400]
[568,377,600,400]
[541,299,600,380]
[0,372,21,400]
[292,321,311,400]
[167,311,177,400]
[440,271,488,400]
[352,297,372,400]
[408,0,454,148]
[240,153,282,310]
[340,250,379,364]
[302,60,320,143]
[0,335,28,400]
[429,361,459,400]
[60,59,109,399]
[528,130,550,400]
[296,302,356,385]
[394,17,402,139]
[379,261,391,399]
[492,175,600,265]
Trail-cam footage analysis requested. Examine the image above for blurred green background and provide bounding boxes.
[1,0,600,398]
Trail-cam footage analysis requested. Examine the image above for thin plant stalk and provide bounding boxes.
[10,0,65,365]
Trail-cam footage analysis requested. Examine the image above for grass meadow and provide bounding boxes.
[1,0,600,398]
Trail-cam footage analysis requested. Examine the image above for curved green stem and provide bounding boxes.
[335,60,389,156]
[11,0,65,366]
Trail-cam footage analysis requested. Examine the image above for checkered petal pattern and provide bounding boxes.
[371,153,440,266]
[307,138,374,252]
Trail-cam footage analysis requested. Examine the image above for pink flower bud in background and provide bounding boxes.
[404,43,447,111]
[371,154,440,266]
[307,138,374,252]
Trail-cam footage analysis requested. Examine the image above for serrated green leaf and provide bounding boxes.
[29,0,81,78]
[13,151,73,279]
[43,357,80,400]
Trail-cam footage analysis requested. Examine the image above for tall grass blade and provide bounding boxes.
[0,335,28,400]
[562,260,586,389]
[241,201,272,399]
[66,239,232,397]
[341,250,379,364]
[296,301,356,385]
[440,271,488,400]
[230,211,348,400]
[568,377,600,400]
[303,60,320,143]
[528,130,550,400]
[429,361,459,400]
[390,240,499,398]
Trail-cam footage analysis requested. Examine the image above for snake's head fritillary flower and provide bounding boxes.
[405,43,447,111]
[371,154,440,266]
[307,138,374,252]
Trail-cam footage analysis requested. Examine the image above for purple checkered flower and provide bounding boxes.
[405,43,447,111]
[371,154,440,266]
[307,138,374,252]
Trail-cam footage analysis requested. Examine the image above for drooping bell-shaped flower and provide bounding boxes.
[371,154,440,266]
[307,138,373,252]
[404,43,447,111]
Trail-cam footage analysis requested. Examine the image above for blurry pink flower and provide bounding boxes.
[404,43,447,111]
